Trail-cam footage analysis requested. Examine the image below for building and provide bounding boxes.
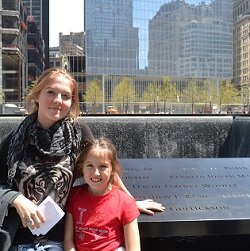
[49,46,60,58]
[60,43,83,56]
[59,32,86,102]
[22,0,49,68]
[49,54,66,69]
[67,54,86,112]
[233,0,250,106]
[0,0,28,103]
[49,32,86,112]
[84,0,233,110]
[49,46,63,68]
[22,0,42,27]
[85,0,138,75]
[27,15,44,84]
[59,32,85,53]
[0,0,49,105]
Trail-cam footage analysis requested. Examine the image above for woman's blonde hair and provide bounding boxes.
[26,67,80,122]
[74,137,122,184]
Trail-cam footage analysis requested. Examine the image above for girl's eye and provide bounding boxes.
[100,165,108,170]
[85,164,93,169]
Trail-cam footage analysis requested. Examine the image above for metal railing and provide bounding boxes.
[0,102,246,115]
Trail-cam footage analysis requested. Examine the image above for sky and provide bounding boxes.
[49,0,84,47]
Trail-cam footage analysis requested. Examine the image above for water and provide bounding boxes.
[219,116,250,157]
[0,115,233,158]
[79,116,233,158]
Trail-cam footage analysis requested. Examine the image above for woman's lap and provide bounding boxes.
[10,241,63,251]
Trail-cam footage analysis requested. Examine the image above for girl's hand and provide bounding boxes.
[136,199,165,216]
[12,194,45,229]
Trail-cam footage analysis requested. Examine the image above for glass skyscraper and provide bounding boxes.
[85,0,138,75]
[85,0,233,79]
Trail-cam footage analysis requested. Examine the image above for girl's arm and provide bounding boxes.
[64,212,76,251]
[114,173,165,215]
[124,218,141,251]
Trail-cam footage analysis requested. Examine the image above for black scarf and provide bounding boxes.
[7,112,82,186]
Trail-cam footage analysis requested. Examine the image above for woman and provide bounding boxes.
[0,68,164,250]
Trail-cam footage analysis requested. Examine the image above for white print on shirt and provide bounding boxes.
[75,207,108,241]
[75,226,108,241]
[89,227,108,239]
[77,207,87,225]
[78,230,85,241]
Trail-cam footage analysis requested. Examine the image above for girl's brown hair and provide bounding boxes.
[74,137,122,184]
[26,67,80,122]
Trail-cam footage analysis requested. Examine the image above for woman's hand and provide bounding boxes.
[136,199,165,216]
[11,194,45,229]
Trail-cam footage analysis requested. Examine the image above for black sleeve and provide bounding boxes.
[0,132,21,227]
[79,121,94,148]
[0,133,12,185]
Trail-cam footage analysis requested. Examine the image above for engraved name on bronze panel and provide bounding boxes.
[121,158,250,223]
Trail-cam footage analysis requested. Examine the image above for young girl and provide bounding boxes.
[64,137,141,251]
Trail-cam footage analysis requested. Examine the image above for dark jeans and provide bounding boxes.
[9,241,63,251]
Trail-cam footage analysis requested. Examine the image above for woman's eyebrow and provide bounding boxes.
[45,87,72,94]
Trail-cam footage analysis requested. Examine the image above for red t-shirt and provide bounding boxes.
[66,184,140,251]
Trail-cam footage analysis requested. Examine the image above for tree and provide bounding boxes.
[112,77,136,113]
[0,89,4,104]
[182,79,200,113]
[161,77,178,113]
[219,80,240,112]
[85,80,103,113]
[142,81,161,113]
[25,80,37,97]
[200,79,219,113]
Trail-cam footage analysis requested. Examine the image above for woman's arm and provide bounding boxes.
[11,194,45,228]
[113,173,133,197]
[64,212,76,251]
[114,173,165,215]
[0,133,12,184]
[136,199,165,216]
[124,218,141,251]
[79,121,94,142]
[0,133,45,229]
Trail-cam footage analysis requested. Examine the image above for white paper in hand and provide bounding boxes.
[29,196,65,236]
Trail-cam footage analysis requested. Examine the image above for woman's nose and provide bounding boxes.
[53,93,63,103]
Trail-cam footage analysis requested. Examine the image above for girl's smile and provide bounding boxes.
[82,148,113,196]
